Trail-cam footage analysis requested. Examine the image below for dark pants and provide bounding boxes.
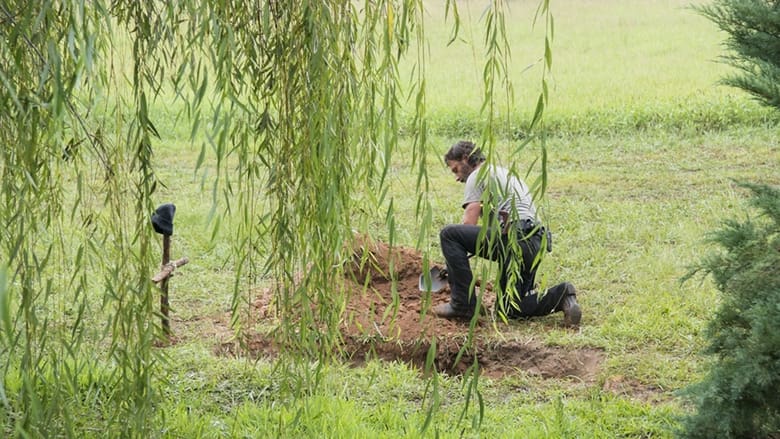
[439,224,569,318]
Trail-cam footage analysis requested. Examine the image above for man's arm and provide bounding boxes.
[462,202,481,225]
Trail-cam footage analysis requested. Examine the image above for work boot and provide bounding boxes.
[433,302,474,320]
[558,283,581,327]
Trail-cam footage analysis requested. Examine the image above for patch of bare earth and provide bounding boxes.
[602,375,671,404]
[212,236,607,384]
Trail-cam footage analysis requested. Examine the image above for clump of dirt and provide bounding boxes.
[215,235,603,381]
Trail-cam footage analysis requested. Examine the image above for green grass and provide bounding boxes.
[114,1,780,435]
[131,125,778,438]
[149,353,681,438]
[4,0,780,437]
[140,0,777,139]
[399,0,777,135]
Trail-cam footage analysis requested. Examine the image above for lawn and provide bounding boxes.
[2,0,779,437]
[147,125,776,438]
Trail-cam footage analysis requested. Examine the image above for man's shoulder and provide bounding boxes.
[465,167,483,186]
[481,164,512,184]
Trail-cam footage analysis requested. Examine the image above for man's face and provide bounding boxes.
[447,158,474,183]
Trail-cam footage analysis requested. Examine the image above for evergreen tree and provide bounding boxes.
[696,0,780,110]
[680,183,780,438]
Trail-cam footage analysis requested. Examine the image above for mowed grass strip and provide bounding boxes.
[399,0,776,134]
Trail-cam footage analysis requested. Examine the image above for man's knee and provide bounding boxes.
[439,224,459,242]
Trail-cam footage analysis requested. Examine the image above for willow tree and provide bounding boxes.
[0,0,552,436]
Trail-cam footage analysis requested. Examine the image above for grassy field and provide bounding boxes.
[398,0,775,135]
[4,0,780,437]
[148,127,777,438]
[126,1,779,437]
[142,1,778,437]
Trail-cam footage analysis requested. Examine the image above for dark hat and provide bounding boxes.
[151,203,176,236]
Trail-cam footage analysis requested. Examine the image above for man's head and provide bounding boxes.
[444,140,485,183]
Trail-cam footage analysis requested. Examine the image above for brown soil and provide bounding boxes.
[213,236,604,382]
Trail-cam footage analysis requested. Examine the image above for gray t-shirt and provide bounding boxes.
[463,164,536,222]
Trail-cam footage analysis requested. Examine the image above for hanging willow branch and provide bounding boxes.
[0,0,552,436]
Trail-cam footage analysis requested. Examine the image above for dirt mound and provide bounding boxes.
[216,236,603,381]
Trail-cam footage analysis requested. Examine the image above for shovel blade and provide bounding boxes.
[419,266,447,293]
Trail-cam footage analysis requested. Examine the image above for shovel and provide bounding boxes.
[418,265,448,293]
[418,254,474,293]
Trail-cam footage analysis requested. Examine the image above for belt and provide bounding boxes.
[500,218,540,234]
